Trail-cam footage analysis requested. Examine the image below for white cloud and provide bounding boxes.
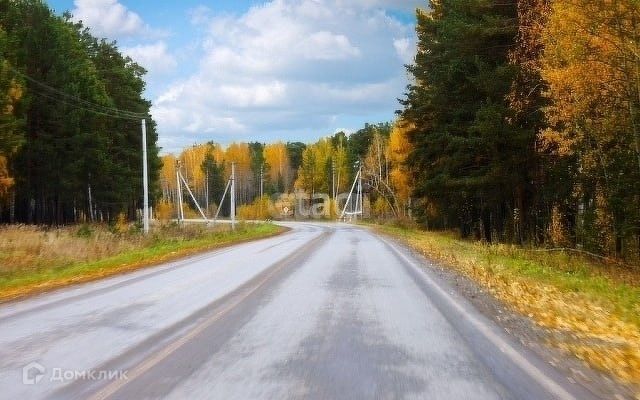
[335,0,423,11]
[152,0,417,153]
[188,5,212,26]
[71,0,146,38]
[393,37,416,64]
[122,42,177,75]
[334,127,354,135]
[304,31,361,60]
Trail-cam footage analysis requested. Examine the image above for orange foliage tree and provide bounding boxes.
[387,120,413,215]
[0,41,23,214]
[541,0,640,256]
[263,142,291,192]
[225,142,253,204]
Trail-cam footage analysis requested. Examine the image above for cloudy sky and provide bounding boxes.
[48,0,420,153]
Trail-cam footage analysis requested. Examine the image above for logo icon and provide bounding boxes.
[22,362,45,385]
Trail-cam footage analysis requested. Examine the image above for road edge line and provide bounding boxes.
[376,234,579,400]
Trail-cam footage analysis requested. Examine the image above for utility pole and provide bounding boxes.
[357,162,363,220]
[352,161,360,221]
[142,118,150,234]
[176,160,184,222]
[331,160,336,219]
[332,160,336,200]
[377,137,382,181]
[231,162,236,230]
[260,164,264,199]
[339,163,360,221]
[205,168,209,217]
[88,182,94,222]
[336,161,341,199]
[259,163,264,218]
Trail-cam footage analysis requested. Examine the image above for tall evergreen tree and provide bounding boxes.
[402,0,523,241]
[201,149,225,212]
[0,0,160,224]
[286,142,306,174]
[249,141,266,199]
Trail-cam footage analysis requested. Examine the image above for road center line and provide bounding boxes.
[86,230,330,400]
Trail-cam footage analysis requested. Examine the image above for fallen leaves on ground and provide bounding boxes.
[383,227,640,391]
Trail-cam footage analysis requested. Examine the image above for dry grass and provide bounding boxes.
[377,225,640,392]
[0,225,143,274]
[0,223,283,301]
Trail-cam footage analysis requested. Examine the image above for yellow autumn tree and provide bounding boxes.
[160,154,177,200]
[0,52,23,204]
[387,120,413,214]
[363,130,396,218]
[313,138,333,194]
[263,142,290,191]
[210,144,225,162]
[179,144,209,193]
[157,154,179,220]
[541,0,640,256]
[295,146,316,194]
[295,138,333,195]
[224,142,253,204]
[333,138,349,194]
[364,130,388,183]
[0,156,12,198]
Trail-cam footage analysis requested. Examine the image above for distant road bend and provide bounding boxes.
[0,222,599,400]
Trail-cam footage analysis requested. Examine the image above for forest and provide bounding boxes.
[164,0,640,262]
[1,0,639,263]
[156,122,407,221]
[0,0,160,225]
[400,0,640,262]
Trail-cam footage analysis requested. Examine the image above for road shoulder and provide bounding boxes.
[0,223,288,304]
[372,227,639,400]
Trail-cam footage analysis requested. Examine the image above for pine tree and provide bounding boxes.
[201,149,225,214]
[0,0,160,224]
[402,0,522,241]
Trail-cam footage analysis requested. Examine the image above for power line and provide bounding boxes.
[2,60,148,119]
[8,63,147,118]
[27,85,143,121]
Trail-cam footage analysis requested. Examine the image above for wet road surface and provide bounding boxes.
[0,222,596,399]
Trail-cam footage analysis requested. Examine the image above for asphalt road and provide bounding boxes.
[0,222,597,400]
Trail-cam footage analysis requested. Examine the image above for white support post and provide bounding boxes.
[176,161,184,223]
[231,162,236,230]
[205,169,209,217]
[260,164,264,199]
[88,183,94,222]
[213,178,232,224]
[340,167,360,220]
[331,161,335,200]
[358,164,363,219]
[179,171,209,221]
[259,164,264,219]
[354,176,360,221]
[142,119,150,234]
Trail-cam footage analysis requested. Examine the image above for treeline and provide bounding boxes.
[158,122,412,219]
[0,0,160,225]
[401,0,640,260]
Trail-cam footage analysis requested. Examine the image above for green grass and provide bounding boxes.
[0,223,283,301]
[380,225,640,326]
[376,224,640,385]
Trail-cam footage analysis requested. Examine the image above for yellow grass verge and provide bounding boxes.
[0,223,285,302]
[376,225,640,392]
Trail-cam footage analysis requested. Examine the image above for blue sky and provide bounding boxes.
[47,0,421,153]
